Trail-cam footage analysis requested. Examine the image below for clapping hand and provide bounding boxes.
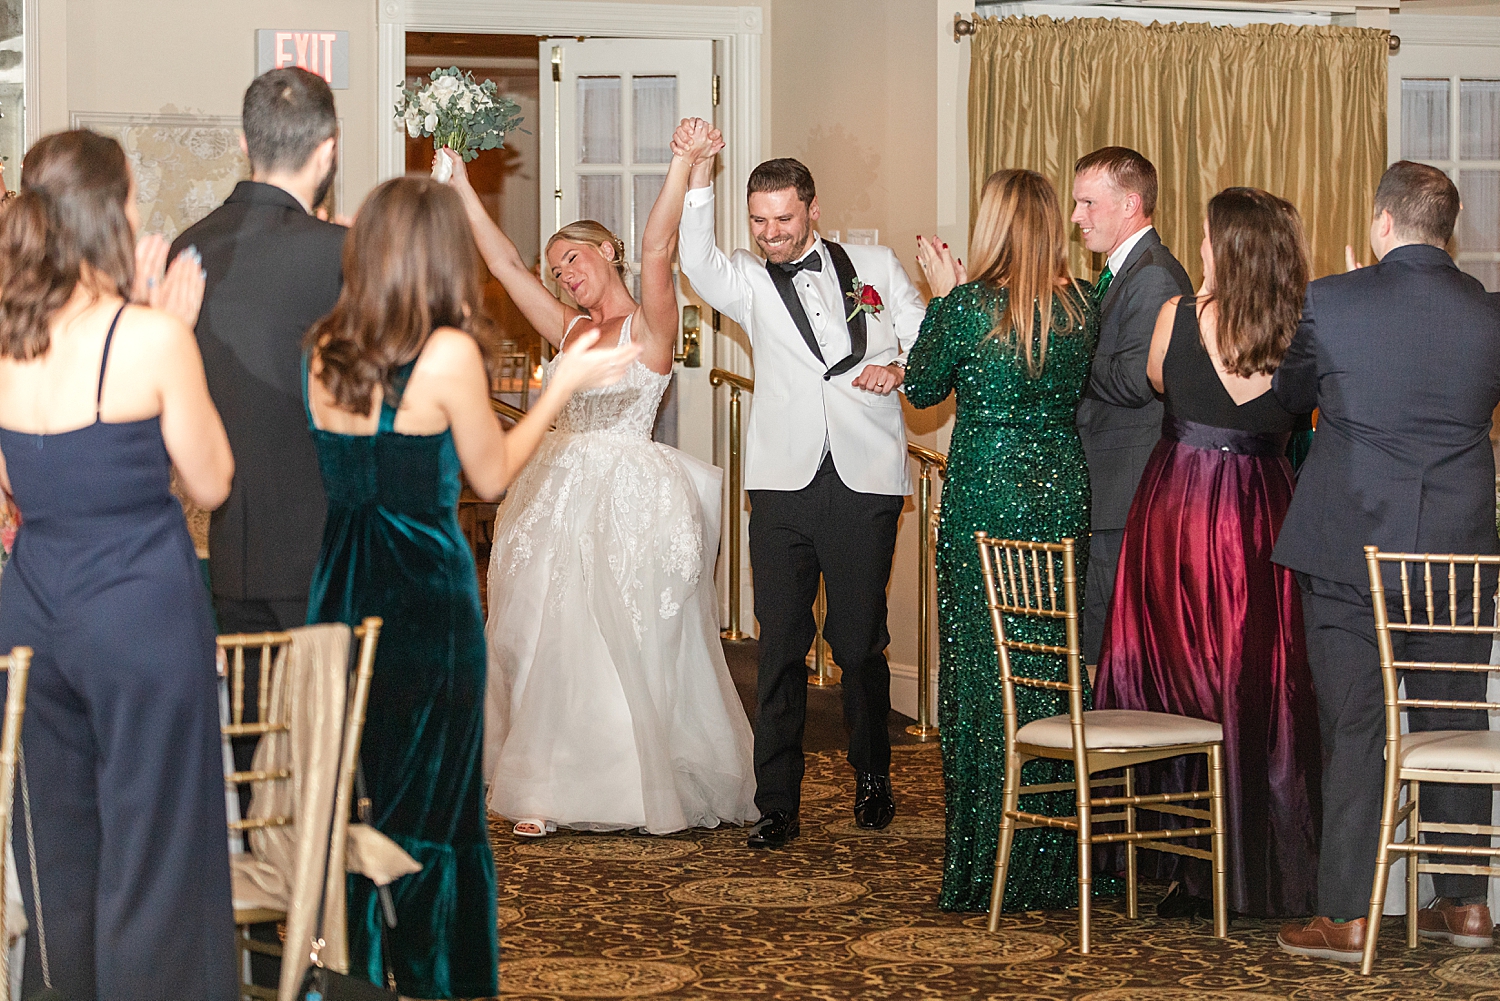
[1344,245,1367,272]
[132,235,207,329]
[670,118,723,165]
[549,328,644,393]
[916,235,966,298]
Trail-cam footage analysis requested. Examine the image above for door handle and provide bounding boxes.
[675,304,702,368]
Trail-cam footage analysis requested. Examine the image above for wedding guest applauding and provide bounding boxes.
[304,176,638,996]
[173,67,346,637]
[1094,188,1322,921]
[1071,148,1193,666]
[0,130,235,999]
[906,169,1100,912]
[1275,162,1500,962]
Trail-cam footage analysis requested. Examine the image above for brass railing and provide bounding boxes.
[709,367,947,740]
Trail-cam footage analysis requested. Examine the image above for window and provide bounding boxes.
[0,0,22,188]
[1401,76,1500,292]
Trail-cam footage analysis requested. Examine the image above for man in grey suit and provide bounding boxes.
[1071,148,1193,664]
[1274,162,1499,962]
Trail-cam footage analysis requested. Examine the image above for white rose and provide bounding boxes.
[458,92,474,114]
[424,112,438,133]
[418,92,437,114]
[405,108,423,137]
[431,76,461,104]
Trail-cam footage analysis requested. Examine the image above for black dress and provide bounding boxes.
[1094,297,1323,917]
[0,305,236,998]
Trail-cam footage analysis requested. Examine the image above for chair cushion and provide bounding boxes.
[1400,730,1500,773]
[1017,709,1223,750]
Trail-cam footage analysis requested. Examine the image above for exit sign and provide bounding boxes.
[256,30,349,89]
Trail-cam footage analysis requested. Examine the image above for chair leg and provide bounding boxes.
[987,754,1023,933]
[1207,744,1229,939]
[1406,780,1421,950]
[1077,826,1093,954]
[1123,766,1138,920]
[1361,765,1406,974]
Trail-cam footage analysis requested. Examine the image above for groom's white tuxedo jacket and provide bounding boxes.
[679,188,925,496]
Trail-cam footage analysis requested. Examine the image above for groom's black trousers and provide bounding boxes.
[748,455,904,816]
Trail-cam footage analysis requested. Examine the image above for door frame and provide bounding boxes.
[376,0,763,263]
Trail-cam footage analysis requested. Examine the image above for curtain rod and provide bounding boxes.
[952,12,1401,51]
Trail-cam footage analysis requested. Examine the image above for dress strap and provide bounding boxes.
[300,351,317,429]
[95,303,128,419]
[558,313,588,351]
[379,358,419,434]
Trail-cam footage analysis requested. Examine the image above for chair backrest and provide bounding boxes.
[1363,546,1500,742]
[974,533,1088,752]
[0,645,32,1001]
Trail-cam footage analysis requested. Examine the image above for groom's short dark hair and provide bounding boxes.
[749,158,816,207]
[1075,146,1158,219]
[242,67,337,174]
[1374,160,1459,246]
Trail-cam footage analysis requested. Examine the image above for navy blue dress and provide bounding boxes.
[0,305,236,1000]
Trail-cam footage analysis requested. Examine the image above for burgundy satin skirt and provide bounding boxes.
[1095,416,1322,918]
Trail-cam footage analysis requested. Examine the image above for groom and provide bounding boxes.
[677,137,925,848]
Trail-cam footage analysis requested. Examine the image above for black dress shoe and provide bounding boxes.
[853,771,896,829]
[747,810,799,849]
[1156,881,1214,920]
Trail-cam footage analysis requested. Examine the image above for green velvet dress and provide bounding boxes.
[904,280,1110,913]
[305,358,498,998]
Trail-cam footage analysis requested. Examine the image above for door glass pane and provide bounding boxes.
[1456,170,1499,253]
[632,76,677,165]
[1402,79,1451,161]
[577,76,621,165]
[1460,260,1499,294]
[632,173,667,261]
[578,174,622,243]
[1459,79,1500,161]
[0,0,23,187]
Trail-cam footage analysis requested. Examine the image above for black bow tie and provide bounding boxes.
[773,253,823,276]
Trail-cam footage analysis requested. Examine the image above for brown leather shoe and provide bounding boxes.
[1418,898,1494,949]
[1277,916,1367,963]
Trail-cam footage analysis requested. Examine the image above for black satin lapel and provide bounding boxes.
[824,241,867,378]
[765,261,825,364]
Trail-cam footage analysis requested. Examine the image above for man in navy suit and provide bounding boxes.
[1273,162,1500,961]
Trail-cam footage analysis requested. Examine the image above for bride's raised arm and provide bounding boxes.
[441,148,577,347]
[635,119,723,374]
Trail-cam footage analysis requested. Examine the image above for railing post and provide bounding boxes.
[906,461,939,740]
[721,383,749,640]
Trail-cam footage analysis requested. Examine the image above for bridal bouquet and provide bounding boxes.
[395,67,524,181]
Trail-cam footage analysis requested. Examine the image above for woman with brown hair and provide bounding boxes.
[905,169,1103,912]
[0,130,235,998]
[303,175,639,997]
[1094,187,1323,920]
[440,123,757,840]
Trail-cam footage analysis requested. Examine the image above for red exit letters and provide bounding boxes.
[273,32,338,84]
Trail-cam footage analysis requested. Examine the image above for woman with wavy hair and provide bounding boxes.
[440,121,757,841]
[304,175,638,996]
[906,168,1103,912]
[0,130,235,998]
[1094,187,1322,920]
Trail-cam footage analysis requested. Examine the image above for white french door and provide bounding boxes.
[538,37,717,464]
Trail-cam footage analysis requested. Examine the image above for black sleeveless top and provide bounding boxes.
[1163,296,1294,434]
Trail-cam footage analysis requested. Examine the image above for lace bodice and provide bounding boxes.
[545,313,669,438]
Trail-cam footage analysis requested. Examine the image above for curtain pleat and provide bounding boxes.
[969,17,1388,282]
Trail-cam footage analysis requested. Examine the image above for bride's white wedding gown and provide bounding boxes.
[484,314,758,833]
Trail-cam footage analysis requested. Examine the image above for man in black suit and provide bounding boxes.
[1071,148,1194,664]
[172,67,346,637]
[1274,162,1500,962]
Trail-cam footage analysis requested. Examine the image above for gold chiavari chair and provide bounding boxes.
[975,533,1228,952]
[0,647,30,1001]
[1361,547,1500,974]
[219,618,381,1000]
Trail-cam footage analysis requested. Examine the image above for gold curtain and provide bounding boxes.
[969,17,1388,283]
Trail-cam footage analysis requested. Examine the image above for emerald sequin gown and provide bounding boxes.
[905,280,1106,913]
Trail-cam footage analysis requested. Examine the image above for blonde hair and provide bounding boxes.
[967,169,1085,377]
[545,220,628,283]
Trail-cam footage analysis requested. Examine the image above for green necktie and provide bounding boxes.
[1093,264,1114,306]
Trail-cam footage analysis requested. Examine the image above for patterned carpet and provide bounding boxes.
[489,741,1500,1000]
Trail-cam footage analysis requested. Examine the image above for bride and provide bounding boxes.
[441,121,757,836]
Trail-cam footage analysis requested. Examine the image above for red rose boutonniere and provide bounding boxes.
[846,280,884,322]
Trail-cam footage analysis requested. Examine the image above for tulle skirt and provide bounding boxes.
[484,430,758,834]
[1095,417,1322,917]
